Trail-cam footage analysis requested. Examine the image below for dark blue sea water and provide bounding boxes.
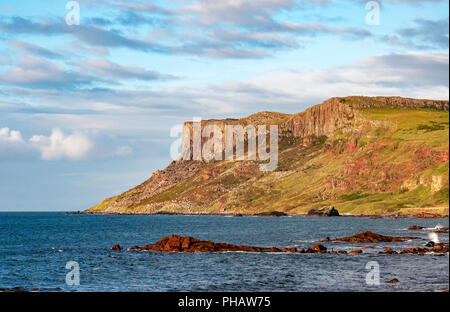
[0,212,448,292]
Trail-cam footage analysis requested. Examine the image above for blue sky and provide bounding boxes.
[0,0,448,211]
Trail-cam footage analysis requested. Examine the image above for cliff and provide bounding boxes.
[87,96,449,216]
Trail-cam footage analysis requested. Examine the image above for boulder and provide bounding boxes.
[382,247,397,254]
[311,244,327,253]
[111,244,122,251]
[327,207,340,216]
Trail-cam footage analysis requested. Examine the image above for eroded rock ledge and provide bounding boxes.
[381,243,449,255]
[125,235,332,254]
[318,231,418,243]
[120,233,447,255]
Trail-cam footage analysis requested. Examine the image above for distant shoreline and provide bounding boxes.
[75,210,449,219]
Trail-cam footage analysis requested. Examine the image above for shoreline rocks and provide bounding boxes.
[121,233,448,256]
[82,210,449,219]
[408,225,448,233]
[254,211,288,217]
[379,243,449,255]
[307,207,340,217]
[318,231,418,243]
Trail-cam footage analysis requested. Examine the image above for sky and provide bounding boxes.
[0,0,448,211]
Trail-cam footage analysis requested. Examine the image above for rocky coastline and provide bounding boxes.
[80,207,449,218]
[112,231,449,256]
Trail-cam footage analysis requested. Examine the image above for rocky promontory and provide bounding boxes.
[88,96,449,216]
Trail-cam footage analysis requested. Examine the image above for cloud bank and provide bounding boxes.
[1,127,93,161]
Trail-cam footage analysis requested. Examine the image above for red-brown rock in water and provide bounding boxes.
[111,244,122,251]
[397,243,449,255]
[381,247,397,254]
[318,231,417,243]
[328,250,348,254]
[126,235,335,254]
[408,225,425,230]
[311,244,327,253]
[388,278,400,283]
[128,235,287,253]
[282,247,298,253]
[415,213,448,219]
[349,249,363,255]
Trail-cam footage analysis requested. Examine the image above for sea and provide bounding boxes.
[0,212,448,292]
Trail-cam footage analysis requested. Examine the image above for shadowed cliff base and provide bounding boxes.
[87,96,449,217]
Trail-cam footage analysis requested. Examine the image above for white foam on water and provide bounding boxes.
[428,232,440,244]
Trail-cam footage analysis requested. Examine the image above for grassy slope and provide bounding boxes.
[89,107,449,215]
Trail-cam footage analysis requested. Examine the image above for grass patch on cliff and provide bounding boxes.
[361,108,449,148]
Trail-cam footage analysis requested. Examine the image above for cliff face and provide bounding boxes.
[88,96,449,216]
[281,96,449,137]
[181,97,448,158]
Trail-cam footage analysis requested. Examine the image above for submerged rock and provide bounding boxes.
[381,247,397,255]
[380,243,449,255]
[408,225,425,230]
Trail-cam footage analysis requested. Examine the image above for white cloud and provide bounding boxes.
[0,127,23,142]
[29,128,93,161]
[1,52,447,136]
[0,127,30,160]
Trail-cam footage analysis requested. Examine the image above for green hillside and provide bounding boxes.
[88,97,449,216]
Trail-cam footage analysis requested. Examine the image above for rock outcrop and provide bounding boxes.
[111,244,122,251]
[379,243,449,255]
[318,231,418,243]
[120,234,448,256]
[307,207,340,217]
[125,235,331,254]
[127,235,284,253]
